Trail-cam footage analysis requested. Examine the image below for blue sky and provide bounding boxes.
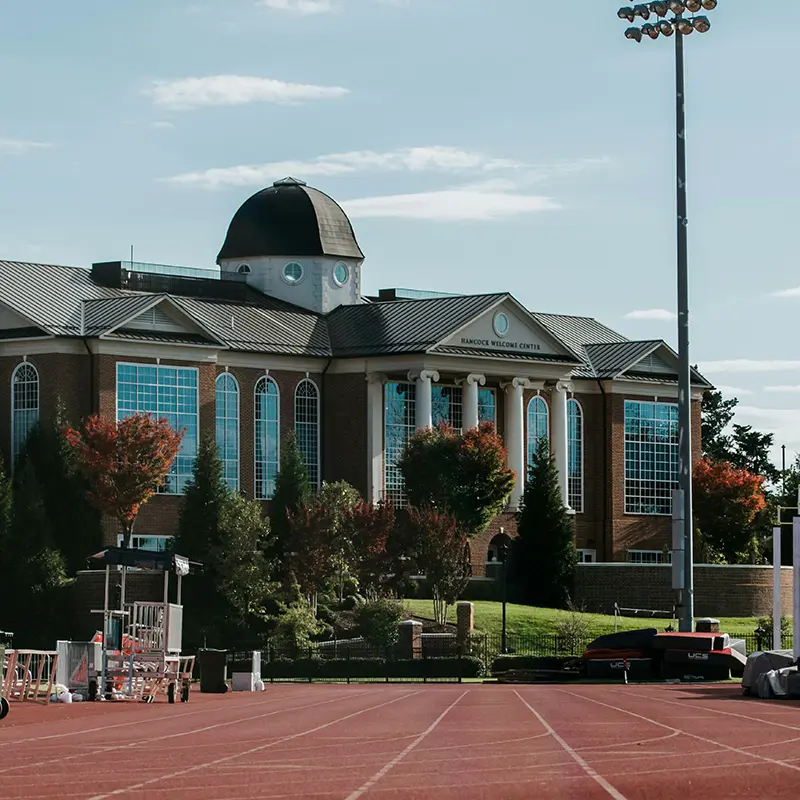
[1,0,798,458]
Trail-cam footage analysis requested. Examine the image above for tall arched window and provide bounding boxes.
[526,395,549,469]
[294,379,320,490]
[11,362,39,464]
[567,398,584,513]
[255,376,280,499]
[216,373,239,491]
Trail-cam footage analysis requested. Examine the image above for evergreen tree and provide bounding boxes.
[175,436,232,648]
[271,430,312,564]
[1,458,69,646]
[510,441,577,609]
[24,407,103,574]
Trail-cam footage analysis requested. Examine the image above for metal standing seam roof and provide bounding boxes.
[83,294,168,335]
[326,293,506,357]
[584,340,663,378]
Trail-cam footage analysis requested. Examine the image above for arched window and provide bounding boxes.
[216,373,239,491]
[11,362,39,464]
[255,376,280,500]
[294,379,320,490]
[526,395,549,469]
[567,398,584,513]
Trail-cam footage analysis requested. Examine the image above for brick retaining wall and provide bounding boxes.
[575,564,795,619]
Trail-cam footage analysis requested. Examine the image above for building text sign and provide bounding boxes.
[460,337,542,352]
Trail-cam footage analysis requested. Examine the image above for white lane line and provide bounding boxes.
[85,690,422,800]
[0,688,319,748]
[0,690,367,776]
[344,690,468,800]
[559,689,800,775]
[608,686,800,733]
[513,690,629,800]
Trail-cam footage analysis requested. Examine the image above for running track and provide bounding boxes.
[1,683,800,798]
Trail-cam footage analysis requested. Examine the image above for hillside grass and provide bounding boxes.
[403,599,760,638]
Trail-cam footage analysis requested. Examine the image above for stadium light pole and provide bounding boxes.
[617,1,717,633]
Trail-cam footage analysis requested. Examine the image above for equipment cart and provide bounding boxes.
[90,547,199,704]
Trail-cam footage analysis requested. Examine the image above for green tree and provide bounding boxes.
[23,410,102,574]
[701,389,738,463]
[0,459,70,646]
[271,431,312,564]
[399,422,515,536]
[212,491,278,642]
[175,437,233,648]
[729,424,779,483]
[511,441,577,609]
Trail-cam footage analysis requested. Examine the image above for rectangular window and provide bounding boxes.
[116,363,199,495]
[431,385,463,431]
[384,381,416,506]
[626,549,671,565]
[478,388,496,425]
[577,549,596,564]
[624,400,679,515]
[117,534,171,552]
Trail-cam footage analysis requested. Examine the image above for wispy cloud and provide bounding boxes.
[151,121,176,130]
[736,405,800,445]
[770,286,800,298]
[624,309,676,321]
[0,139,53,155]
[714,385,753,396]
[764,385,800,394]
[343,187,560,221]
[261,0,336,13]
[698,359,800,374]
[147,75,348,110]
[166,146,522,188]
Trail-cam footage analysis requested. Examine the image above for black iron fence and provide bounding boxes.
[221,629,794,684]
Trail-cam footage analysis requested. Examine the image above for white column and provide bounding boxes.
[503,378,526,509]
[462,373,485,430]
[773,526,782,650]
[550,380,571,510]
[366,373,386,504]
[409,370,439,430]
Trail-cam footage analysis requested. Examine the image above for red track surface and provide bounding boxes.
[2,683,800,798]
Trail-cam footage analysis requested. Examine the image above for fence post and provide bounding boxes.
[308,646,313,683]
[458,643,463,684]
[346,645,350,685]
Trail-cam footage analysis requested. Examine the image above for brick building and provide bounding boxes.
[0,177,710,573]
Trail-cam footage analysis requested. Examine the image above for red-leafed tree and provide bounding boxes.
[346,500,400,599]
[406,505,471,627]
[63,413,184,540]
[399,422,515,537]
[693,457,767,564]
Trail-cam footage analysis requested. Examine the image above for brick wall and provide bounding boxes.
[323,373,367,497]
[575,563,795,619]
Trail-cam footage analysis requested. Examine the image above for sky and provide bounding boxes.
[1,0,798,461]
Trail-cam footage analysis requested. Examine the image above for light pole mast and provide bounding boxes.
[617,1,716,633]
[674,15,694,633]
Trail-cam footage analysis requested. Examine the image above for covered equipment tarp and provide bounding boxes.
[90,547,193,576]
[742,650,796,696]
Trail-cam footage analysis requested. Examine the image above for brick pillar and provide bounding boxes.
[456,602,474,645]
[398,620,422,660]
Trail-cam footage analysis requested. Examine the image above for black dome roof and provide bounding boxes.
[217,178,364,263]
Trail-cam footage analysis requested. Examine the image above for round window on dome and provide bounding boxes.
[493,311,510,337]
[283,262,304,285]
[333,262,349,286]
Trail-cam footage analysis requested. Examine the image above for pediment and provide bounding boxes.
[109,297,224,345]
[622,344,678,377]
[0,301,48,335]
[436,298,577,360]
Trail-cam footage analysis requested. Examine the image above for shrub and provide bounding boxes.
[354,599,406,649]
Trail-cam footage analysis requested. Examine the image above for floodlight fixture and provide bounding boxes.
[633,3,651,19]
[649,1,669,16]
[676,17,694,33]
[685,0,702,11]
[691,15,711,32]
[642,22,660,39]
[618,6,636,21]
[701,0,717,9]
[667,1,686,12]
[625,26,643,41]
[658,19,675,35]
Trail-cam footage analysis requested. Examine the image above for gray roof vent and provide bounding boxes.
[273,177,307,187]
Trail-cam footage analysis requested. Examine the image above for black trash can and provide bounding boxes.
[198,649,229,694]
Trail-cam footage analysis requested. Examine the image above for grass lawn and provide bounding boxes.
[403,599,760,639]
